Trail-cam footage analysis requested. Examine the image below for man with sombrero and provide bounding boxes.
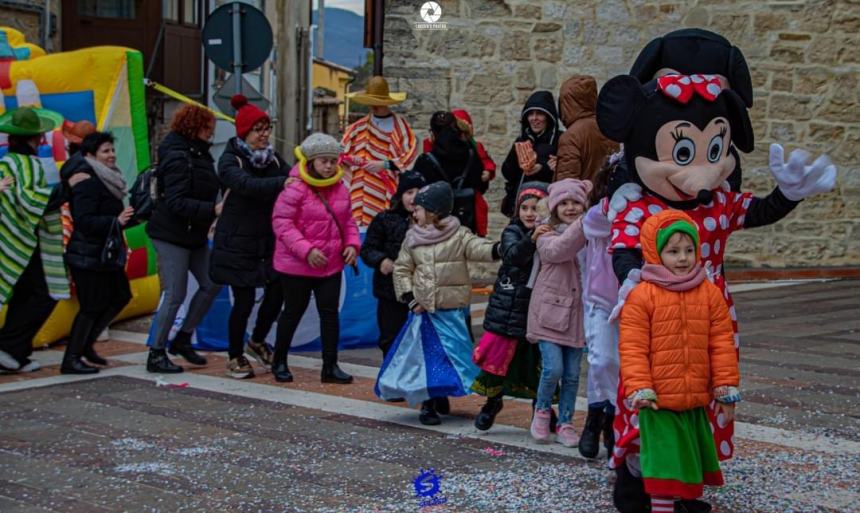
[342,76,418,225]
[0,106,87,372]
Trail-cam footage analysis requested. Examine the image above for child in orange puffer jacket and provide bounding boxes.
[618,209,740,513]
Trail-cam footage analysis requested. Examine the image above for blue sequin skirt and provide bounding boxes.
[374,308,478,406]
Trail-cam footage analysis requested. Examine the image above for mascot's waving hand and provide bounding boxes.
[597,73,836,513]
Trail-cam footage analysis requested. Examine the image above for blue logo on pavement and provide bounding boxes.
[413,468,447,507]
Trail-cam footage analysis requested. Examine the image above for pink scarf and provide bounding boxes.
[640,263,707,292]
[405,216,461,248]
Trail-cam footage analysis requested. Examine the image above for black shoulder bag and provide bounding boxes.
[100,219,128,269]
[425,150,476,230]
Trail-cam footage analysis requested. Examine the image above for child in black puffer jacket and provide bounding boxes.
[471,181,551,431]
[360,171,426,357]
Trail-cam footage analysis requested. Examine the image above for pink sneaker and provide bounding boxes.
[530,408,552,443]
[556,423,579,447]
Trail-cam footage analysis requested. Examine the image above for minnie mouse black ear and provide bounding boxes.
[721,89,755,153]
[629,36,664,84]
[597,75,648,143]
[727,46,754,108]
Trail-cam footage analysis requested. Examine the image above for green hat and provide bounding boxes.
[0,106,64,136]
[656,219,700,255]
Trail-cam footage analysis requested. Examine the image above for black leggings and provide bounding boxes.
[376,298,408,357]
[273,273,341,366]
[66,267,132,358]
[228,281,284,359]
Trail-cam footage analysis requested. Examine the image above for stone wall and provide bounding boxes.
[382,0,859,270]
[0,1,61,51]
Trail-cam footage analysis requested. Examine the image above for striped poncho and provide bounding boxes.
[0,153,69,304]
[341,113,418,226]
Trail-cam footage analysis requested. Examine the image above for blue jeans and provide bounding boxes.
[536,341,583,425]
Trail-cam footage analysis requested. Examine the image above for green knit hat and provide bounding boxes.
[656,219,699,255]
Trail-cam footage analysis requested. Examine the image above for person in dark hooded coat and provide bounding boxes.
[360,170,426,357]
[412,111,487,233]
[500,90,560,217]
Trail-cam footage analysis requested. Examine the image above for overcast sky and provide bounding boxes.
[325,0,364,16]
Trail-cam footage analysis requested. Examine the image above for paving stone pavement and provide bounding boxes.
[0,280,857,512]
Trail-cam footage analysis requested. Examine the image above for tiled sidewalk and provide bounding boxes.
[0,280,857,512]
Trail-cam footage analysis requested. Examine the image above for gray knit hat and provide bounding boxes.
[415,181,454,218]
[300,132,343,160]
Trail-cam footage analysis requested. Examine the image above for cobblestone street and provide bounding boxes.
[0,280,857,513]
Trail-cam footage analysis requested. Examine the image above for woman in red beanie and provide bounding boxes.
[210,95,290,379]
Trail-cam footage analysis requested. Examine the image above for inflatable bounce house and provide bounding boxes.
[0,27,158,347]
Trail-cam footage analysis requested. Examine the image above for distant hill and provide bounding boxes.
[312,7,367,70]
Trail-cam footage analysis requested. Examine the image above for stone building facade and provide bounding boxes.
[382,0,859,269]
[0,1,61,51]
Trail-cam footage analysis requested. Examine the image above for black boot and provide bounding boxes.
[60,356,99,375]
[61,324,99,374]
[474,394,504,431]
[83,343,108,366]
[273,362,293,383]
[675,500,712,513]
[579,407,605,458]
[613,460,650,513]
[147,348,184,373]
[419,400,441,425]
[434,396,450,415]
[321,353,353,384]
[603,409,616,458]
[168,331,207,366]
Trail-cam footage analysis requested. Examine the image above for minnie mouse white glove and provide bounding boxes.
[607,183,643,222]
[608,268,641,323]
[769,143,837,202]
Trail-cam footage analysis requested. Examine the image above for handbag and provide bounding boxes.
[425,151,476,230]
[311,188,359,275]
[100,219,127,269]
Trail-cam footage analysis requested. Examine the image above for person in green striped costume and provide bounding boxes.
[0,106,89,373]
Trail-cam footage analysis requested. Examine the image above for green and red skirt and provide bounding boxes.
[639,407,724,499]
[471,338,542,399]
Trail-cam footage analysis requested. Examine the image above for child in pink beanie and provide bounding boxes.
[527,178,592,447]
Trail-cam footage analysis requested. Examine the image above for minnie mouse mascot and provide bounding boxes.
[597,69,837,513]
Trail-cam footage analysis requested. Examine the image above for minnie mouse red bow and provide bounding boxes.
[657,74,724,104]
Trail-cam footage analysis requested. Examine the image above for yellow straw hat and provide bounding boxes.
[347,76,407,106]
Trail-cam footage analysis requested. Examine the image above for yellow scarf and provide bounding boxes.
[294,146,344,187]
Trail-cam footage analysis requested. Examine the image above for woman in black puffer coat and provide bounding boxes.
[146,105,223,373]
[499,91,560,218]
[360,170,426,357]
[472,181,551,431]
[210,95,289,379]
[62,132,134,375]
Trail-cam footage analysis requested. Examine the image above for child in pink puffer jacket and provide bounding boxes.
[271,133,360,385]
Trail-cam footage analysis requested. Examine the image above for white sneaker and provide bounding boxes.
[97,328,111,342]
[0,350,20,371]
[18,359,41,373]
